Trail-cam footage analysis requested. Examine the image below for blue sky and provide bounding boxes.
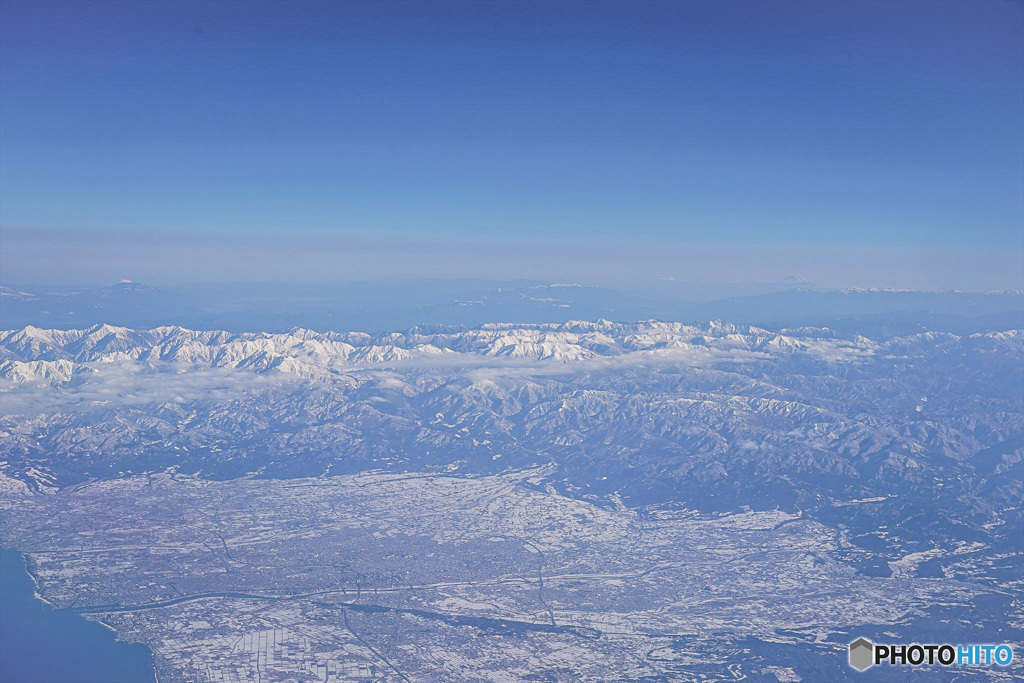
[1,0,1022,287]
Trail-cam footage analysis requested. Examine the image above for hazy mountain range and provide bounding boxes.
[3,279,1021,337]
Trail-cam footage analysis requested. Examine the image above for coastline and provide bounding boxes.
[0,546,156,683]
[21,552,57,609]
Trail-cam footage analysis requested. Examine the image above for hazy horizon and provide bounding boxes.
[4,231,1023,291]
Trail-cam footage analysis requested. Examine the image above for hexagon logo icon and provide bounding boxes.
[849,637,874,671]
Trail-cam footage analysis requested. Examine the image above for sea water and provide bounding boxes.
[0,548,155,683]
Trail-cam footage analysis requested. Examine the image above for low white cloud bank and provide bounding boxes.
[0,361,300,416]
[0,339,873,418]
[357,345,774,380]
[0,344,772,417]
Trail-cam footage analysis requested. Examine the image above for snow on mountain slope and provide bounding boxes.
[4,319,1001,381]
[0,320,1019,500]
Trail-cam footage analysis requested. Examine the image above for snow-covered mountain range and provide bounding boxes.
[2,321,1020,544]
[3,319,1020,383]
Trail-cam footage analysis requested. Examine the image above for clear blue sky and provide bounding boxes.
[1,0,1022,287]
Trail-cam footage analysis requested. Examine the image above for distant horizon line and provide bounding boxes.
[3,277,1024,297]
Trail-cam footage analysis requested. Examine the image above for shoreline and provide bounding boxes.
[21,553,58,610]
[0,546,157,683]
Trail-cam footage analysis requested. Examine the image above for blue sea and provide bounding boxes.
[0,548,155,683]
